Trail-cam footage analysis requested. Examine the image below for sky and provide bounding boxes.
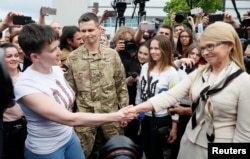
[0,0,53,23]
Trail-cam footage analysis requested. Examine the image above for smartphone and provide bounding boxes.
[93,2,99,12]
[140,23,155,31]
[190,8,202,15]
[209,14,224,23]
[41,7,57,15]
[13,16,32,25]
[106,11,117,17]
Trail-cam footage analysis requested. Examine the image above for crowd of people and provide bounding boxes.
[0,5,250,159]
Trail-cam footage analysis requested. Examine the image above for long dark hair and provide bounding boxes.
[148,35,175,72]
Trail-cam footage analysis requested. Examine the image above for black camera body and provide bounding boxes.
[175,10,185,23]
[185,63,196,74]
[124,39,138,54]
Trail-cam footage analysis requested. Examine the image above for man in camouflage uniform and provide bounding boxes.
[64,12,129,158]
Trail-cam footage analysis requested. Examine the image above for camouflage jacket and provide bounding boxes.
[64,45,129,113]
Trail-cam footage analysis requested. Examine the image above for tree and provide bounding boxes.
[163,0,223,25]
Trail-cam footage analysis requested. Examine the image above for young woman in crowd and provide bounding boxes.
[0,43,26,159]
[135,35,179,159]
[175,28,194,58]
[129,22,250,159]
[137,41,150,66]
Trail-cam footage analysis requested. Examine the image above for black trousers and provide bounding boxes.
[2,117,27,159]
[140,115,172,159]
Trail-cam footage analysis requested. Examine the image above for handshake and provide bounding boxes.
[118,105,141,127]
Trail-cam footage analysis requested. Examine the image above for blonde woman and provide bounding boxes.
[129,22,250,159]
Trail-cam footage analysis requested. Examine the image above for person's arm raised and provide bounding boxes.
[0,12,22,32]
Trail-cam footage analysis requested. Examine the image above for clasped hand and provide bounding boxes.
[119,105,137,127]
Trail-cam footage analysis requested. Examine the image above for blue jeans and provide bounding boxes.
[24,132,85,159]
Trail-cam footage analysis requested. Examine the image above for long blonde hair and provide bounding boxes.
[199,22,245,72]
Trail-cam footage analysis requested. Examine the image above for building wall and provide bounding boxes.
[52,0,88,26]
[52,0,168,35]
[225,0,249,21]
[52,0,250,35]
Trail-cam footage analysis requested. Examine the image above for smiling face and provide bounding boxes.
[138,45,149,64]
[200,40,232,67]
[4,47,20,71]
[150,39,162,63]
[33,40,62,67]
[79,20,100,45]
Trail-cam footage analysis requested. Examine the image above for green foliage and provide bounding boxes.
[163,0,223,25]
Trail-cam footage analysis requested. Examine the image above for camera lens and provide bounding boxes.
[175,10,185,23]
[124,39,138,54]
[98,135,140,159]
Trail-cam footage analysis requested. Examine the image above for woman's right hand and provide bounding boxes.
[115,40,125,52]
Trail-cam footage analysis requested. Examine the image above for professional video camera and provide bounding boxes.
[111,0,128,18]
[124,38,138,54]
[98,135,140,159]
[131,0,150,23]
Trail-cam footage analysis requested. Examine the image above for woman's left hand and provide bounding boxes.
[167,128,177,143]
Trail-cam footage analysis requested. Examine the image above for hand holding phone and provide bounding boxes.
[190,7,203,15]
[93,2,99,13]
[13,16,32,25]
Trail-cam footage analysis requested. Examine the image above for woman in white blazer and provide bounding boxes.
[128,21,250,159]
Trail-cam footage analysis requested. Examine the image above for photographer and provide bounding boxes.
[112,26,142,158]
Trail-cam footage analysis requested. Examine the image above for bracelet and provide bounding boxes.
[172,120,179,124]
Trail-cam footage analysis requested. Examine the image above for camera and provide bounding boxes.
[124,39,138,54]
[98,135,140,159]
[185,63,196,74]
[173,52,182,60]
[175,10,185,23]
[128,72,139,78]
[111,1,127,17]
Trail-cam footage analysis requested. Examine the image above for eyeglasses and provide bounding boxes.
[180,35,190,39]
[200,42,223,54]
